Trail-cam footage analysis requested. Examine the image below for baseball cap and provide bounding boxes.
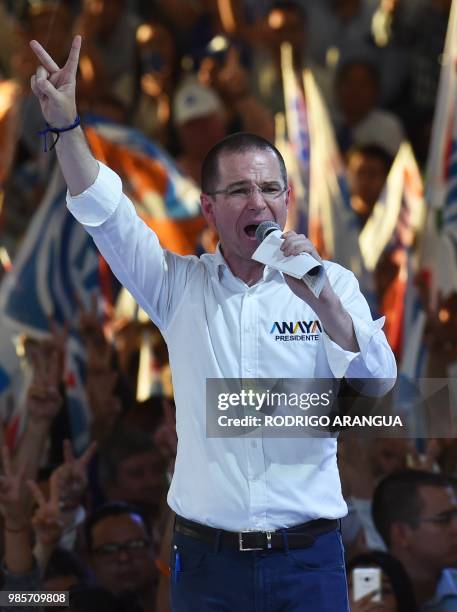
[173,77,224,126]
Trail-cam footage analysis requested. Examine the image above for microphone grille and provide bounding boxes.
[255,221,281,243]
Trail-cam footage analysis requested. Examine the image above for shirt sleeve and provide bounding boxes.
[350,496,387,551]
[321,263,397,390]
[66,162,198,331]
[1,561,44,612]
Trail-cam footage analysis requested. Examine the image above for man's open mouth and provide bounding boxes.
[244,224,259,238]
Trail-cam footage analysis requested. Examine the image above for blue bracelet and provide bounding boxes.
[38,115,81,152]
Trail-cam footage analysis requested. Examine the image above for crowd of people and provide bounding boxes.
[0,0,456,610]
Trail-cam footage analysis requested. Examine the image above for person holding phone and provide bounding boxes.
[29,35,396,611]
[348,551,417,612]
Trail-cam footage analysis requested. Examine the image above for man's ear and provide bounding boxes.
[390,521,413,551]
[200,193,216,227]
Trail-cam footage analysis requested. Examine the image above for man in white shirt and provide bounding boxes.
[29,35,396,612]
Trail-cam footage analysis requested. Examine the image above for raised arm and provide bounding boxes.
[29,35,98,196]
[30,37,198,332]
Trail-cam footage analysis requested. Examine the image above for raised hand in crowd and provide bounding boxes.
[28,475,69,556]
[423,291,457,374]
[199,45,274,141]
[350,589,387,612]
[113,318,146,378]
[77,293,113,374]
[76,293,125,439]
[51,439,97,512]
[25,321,66,424]
[0,446,33,574]
[13,322,67,479]
[0,446,29,532]
[87,370,122,443]
[199,45,249,102]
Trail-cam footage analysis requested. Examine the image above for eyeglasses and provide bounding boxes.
[419,508,457,526]
[206,183,287,203]
[93,538,150,558]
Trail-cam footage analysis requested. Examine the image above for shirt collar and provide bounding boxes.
[423,570,457,609]
[212,243,281,283]
[436,570,457,598]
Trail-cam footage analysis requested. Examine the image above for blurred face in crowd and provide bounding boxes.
[348,566,397,612]
[347,151,388,215]
[83,0,126,38]
[336,63,379,125]
[89,512,155,594]
[266,6,306,60]
[394,485,457,573]
[371,439,408,478]
[178,112,227,160]
[106,450,167,517]
[137,22,176,98]
[201,148,289,266]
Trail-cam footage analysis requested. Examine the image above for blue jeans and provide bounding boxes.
[170,526,350,611]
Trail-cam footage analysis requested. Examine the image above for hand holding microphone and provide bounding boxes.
[252,222,326,298]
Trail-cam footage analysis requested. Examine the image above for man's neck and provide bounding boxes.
[219,246,265,286]
[394,550,441,606]
[351,196,374,227]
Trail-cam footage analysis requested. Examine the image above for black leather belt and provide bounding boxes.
[174,515,338,552]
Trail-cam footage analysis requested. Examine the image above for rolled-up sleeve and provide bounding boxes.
[66,162,123,226]
[321,263,397,392]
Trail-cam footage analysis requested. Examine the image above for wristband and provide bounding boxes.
[38,115,81,152]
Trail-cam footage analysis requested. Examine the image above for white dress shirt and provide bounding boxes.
[67,162,397,532]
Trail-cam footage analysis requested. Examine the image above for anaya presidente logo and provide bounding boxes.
[270,320,322,341]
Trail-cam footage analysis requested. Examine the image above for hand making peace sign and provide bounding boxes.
[29,35,82,127]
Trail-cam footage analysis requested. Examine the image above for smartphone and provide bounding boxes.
[352,567,381,602]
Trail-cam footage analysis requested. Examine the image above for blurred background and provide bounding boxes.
[0,1,456,611]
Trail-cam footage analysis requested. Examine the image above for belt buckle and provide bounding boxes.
[238,531,271,551]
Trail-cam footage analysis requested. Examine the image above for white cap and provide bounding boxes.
[173,77,224,126]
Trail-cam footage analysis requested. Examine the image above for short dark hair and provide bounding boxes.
[201,132,288,194]
[98,427,157,488]
[347,143,393,173]
[85,501,151,551]
[372,470,452,547]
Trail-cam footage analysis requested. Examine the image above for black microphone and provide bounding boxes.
[255,221,281,244]
[255,221,319,275]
